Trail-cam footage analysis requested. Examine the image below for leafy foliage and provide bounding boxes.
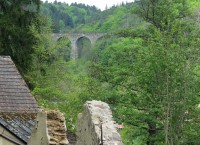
[87,0,200,144]
[1,0,200,144]
[40,1,101,32]
[0,0,41,73]
[31,1,200,143]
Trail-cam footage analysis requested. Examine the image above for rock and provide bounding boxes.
[76,100,124,145]
[47,110,69,145]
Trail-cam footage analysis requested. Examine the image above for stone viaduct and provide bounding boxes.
[53,33,105,59]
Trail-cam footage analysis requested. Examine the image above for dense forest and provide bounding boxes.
[0,0,200,144]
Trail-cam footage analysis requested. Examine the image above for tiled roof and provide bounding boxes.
[0,56,39,143]
[0,56,38,113]
[0,116,36,143]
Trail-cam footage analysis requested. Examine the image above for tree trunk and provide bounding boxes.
[147,121,157,145]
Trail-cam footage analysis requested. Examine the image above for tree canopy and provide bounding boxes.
[1,0,200,144]
[0,0,41,73]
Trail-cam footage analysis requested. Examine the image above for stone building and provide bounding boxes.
[0,56,123,145]
[0,56,68,145]
[0,56,39,145]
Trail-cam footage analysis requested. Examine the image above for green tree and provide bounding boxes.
[88,0,200,144]
[135,0,200,144]
[0,0,41,73]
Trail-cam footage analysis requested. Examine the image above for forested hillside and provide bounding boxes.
[40,1,139,32]
[41,1,100,32]
[1,0,200,144]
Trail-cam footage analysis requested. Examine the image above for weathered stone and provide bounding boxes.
[76,100,124,145]
[60,139,68,145]
[47,110,69,145]
[112,132,121,141]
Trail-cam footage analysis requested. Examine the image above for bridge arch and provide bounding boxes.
[76,36,92,58]
[53,33,106,59]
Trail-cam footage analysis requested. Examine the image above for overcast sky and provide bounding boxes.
[42,0,134,10]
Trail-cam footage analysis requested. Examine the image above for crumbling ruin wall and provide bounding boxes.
[28,112,50,145]
[76,100,123,145]
[28,110,69,145]
[47,110,69,145]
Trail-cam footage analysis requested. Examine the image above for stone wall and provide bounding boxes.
[28,111,50,145]
[76,100,123,145]
[28,110,69,145]
[47,110,69,145]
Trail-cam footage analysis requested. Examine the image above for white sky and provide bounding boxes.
[42,0,134,10]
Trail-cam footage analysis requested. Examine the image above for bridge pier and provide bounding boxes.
[68,37,78,59]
